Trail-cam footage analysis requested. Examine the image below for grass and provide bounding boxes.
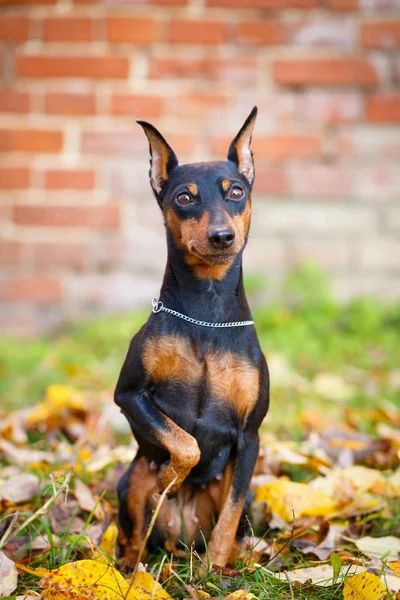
[1,264,400,599]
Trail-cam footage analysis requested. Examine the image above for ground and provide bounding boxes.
[0,266,399,599]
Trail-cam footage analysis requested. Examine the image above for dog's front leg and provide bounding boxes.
[207,431,259,568]
[115,389,200,494]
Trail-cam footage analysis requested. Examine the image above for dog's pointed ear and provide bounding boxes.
[227,106,257,186]
[137,121,178,201]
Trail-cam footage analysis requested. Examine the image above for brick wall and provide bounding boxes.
[0,0,399,335]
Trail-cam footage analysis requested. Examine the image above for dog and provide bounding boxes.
[115,107,270,569]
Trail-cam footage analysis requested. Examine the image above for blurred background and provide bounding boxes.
[0,0,399,337]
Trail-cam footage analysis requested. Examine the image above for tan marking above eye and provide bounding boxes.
[206,350,259,419]
[143,334,203,383]
[222,179,232,192]
[187,183,198,196]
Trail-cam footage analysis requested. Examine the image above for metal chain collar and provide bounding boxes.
[151,299,254,328]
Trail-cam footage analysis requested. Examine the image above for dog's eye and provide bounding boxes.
[176,192,193,206]
[229,186,244,200]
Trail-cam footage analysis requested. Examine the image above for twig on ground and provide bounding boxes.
[283,570,295,600]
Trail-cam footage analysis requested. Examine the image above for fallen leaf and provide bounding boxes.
[352,536,400,562]
[74,478,103,519]
[126,570,173,600]
[343,572,386,599]
[18,559,173,600]
[225,591,259,599]
[389,561,400,576]
[0,473,39,503]
[256,479,336,521]
[25,384,87,430]
[92,522,118,564]
[18,560,128,599]
[274,563,367,587]
[0,550,18,596]
[0,439,53,465]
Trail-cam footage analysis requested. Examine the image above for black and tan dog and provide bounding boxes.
[115,107,269,569]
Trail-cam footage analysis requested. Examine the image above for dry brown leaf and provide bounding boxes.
[74,479,103,520]
[343,572,386,599]
[0,550,18,596]
[0,473,39,503]
[0,439,53,465]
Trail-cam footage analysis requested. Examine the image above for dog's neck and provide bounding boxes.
[159,246,251,323]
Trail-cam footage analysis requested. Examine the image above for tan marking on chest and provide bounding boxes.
[143,335,203,384]
[206,350,259,418]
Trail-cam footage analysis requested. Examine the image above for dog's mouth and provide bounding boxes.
[189,246,236,265]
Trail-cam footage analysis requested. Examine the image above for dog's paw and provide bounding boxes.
[156,461,184,495]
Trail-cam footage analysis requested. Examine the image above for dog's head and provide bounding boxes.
[139,107,257,280]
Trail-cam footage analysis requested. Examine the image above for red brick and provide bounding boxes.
[207,0,316,7]
[149,56,258,83]
[169,92,228,118]
[17,55,129,79]
[296,91,362,123]
[45,92,96,115]
[168,19,226,44]
[366,94,400,123]
[82,130,197,155]
[287,165,352,197]
[0,167,30,188]
[42,17,94,42]
[75,0,187,4]
[0,276,62,303]
[253,167,287,195]
[5,0,56,4]
[111,94,163,117]
[0,239,21,264]
[0,15,29,41]
[274,58,378,87]
[0,88,30,113]
[45,169,96,190]
[14,204,120,228]
[326,0,358,9]
[211,134,322,160]
[289,18,355,47]
[361,21,400,49]
[0,129,63,153]
[107,16,157,44]
[235,21,285,45]
[32,242,88,268]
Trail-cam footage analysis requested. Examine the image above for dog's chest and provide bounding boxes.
[142,334,259,419]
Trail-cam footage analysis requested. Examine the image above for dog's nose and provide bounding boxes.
[208,229,235,250]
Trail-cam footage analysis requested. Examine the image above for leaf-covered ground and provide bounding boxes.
[0,266,399,599]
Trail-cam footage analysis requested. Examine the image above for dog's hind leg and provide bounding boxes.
[117,455,158,570]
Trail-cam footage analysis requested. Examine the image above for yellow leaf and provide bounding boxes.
[343,573,386,599]
[389,561,400,577]
[25,384,86,429]
[224,591,259,599]
[126,570,173,600]
[255,479,336,521]
[18,559,128,599]
[93,523,119,564]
